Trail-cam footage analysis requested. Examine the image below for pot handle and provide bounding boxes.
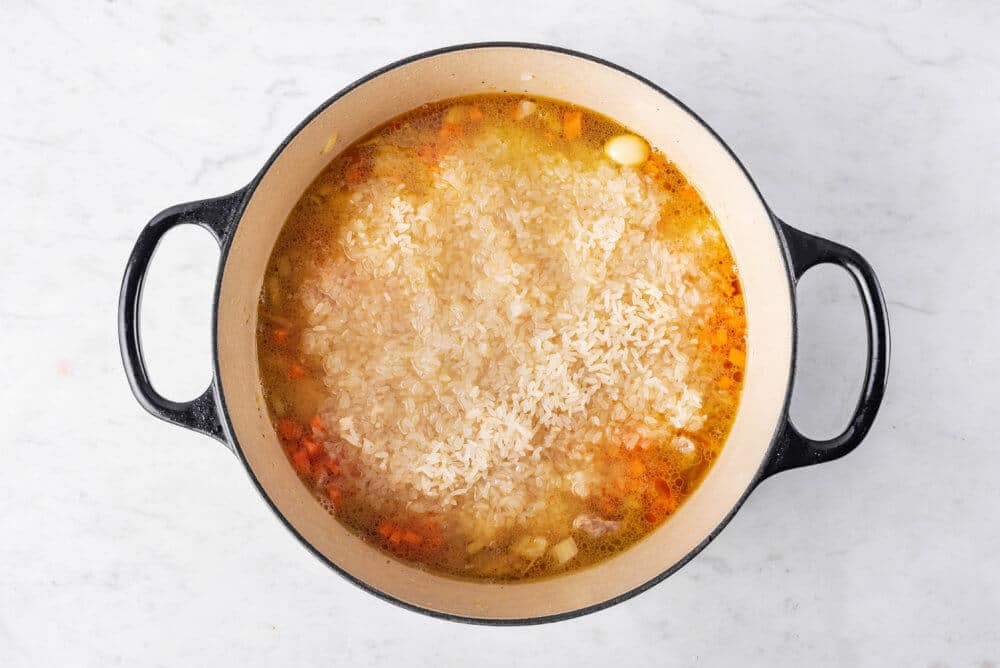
[118,190,245,447]
[762,219,890,477]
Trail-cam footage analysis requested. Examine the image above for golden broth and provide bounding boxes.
[256,94,746,580]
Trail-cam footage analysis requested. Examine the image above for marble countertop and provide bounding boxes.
[2,1,997,665]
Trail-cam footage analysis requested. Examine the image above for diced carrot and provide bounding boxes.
[712,328,729,346]
[345,162,365,185]
[468,105,483,121]
[301,437,323,458]
[310,414,325,432]
[277,418,303,441]
[377,519,394,538]
[389,528,404,545]
[272,327,289,345]
[290,448,311,476]
[288,362,307,379]
[654,478,672,499]
[728,348,746,366]
[325,485,342,508]
[562,110,582,140]
[402,530,422,546]
[718,376,734,390]
[680,185,700,202]
[643,498,672,524]
[656,495,677,515]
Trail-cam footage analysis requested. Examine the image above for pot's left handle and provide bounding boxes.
[118,189,246,447]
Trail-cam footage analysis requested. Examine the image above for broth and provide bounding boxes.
[256,94,746,580]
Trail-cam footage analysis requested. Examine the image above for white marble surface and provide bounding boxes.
[2,1,997,665]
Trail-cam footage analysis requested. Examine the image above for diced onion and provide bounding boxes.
[673,435,699,468]
[513,535,548,560]
[515,100,537,120]
[444,105,466,124]
[550,536,578,565]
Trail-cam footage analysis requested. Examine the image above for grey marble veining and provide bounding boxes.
[1,1,997,666]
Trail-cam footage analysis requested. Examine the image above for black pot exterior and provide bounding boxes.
[118,42,889,625]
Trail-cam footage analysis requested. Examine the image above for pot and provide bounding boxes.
[119,43,889,624]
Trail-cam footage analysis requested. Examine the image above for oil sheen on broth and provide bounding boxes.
[256,94,747,581]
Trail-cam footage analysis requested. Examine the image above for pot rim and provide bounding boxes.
[204,41,800,625]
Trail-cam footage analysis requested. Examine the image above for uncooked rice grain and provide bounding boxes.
[298,128,723,541]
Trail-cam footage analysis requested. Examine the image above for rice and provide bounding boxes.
[297,128,720,539]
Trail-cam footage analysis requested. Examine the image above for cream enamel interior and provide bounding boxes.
[216,46,794,620]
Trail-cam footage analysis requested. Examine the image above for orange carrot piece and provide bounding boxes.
[388,528,404,545]
[680,185,700,202]
[272,327,289,345]
[656,494,677,514]
[301,437,323,458]
[290,448,311,476]
[402,530,422,546]
[377,519,394,538]
[468,105,483,122]
[712,328,729,346]
[310,414,325,432]
[718,376,734,390]
[288,362,307,379]
[642,500,669,524]
[728,348,746,366]
[277,418,303,441]
[325,485,342,508]
[562,110,582,140]
[345,162,365,185]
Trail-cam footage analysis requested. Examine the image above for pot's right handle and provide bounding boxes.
[762,219,890,477]
[118,189,245,447]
